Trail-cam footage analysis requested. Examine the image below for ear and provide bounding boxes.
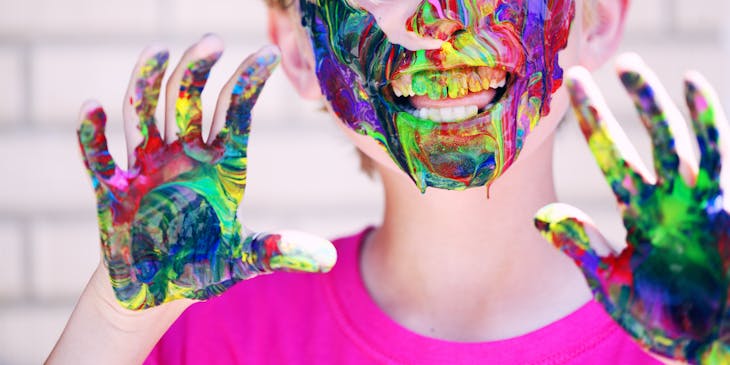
[268,8,322,100]
[579,0,630,71]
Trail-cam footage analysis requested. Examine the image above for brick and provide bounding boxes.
[0,304,74,365]
[167,0,269,39]
[0,0,159,37]
[240,122,385,211]
[584,39,727,130]
[0,132,124,214]
[0,120,383,212]
[30,220,100,299]
[30,40,314,128]
[675,0,729,33]
[292,206,383,239]
[0,47,24,125]
[0,223,24,300]
[624,0,669,36]
[31,43,145,126]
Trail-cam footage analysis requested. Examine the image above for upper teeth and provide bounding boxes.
[391,66,507,99]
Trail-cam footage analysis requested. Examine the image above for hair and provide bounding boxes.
[264,0,294,10]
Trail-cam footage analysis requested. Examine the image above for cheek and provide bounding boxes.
[519,84,572,157]
[336,117,407,175]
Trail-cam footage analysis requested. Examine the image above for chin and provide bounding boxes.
[301,0,575,192]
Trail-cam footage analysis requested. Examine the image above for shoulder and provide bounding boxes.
[549,300,663,365]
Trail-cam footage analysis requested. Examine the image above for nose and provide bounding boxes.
[407,0,465,42]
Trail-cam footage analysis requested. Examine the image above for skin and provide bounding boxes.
[49,38,336,363]
[298,0,574,191]
[50,0,725,364]
[536,57,730,364]
[78,44,336,310]
[279,0,728,363]
[272,0,622,345]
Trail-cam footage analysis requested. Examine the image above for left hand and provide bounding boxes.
[534,54,730,364]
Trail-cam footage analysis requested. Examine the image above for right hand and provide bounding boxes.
[78,35,337,311]
[535,56,730,364]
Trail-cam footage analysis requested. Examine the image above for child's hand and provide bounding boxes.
[534,54,729,364]
[78,35,336,311]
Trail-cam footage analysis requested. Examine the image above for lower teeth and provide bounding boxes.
[412,105,480,123]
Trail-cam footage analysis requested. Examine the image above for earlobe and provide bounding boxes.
[268,8,322,100]
[580,0,630,71]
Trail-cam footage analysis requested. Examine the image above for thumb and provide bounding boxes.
[242,230,337,274]
[534,203,623,282]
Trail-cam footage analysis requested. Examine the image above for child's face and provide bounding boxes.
[298,0,576,191]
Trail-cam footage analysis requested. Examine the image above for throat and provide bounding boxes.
[360,226,592,341]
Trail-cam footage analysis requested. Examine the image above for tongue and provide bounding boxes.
[409,89,496,110]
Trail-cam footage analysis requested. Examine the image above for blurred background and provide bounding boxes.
[0,1,728,364]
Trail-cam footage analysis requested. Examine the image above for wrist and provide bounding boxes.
[85,263,194,332]
[47,264,195,365]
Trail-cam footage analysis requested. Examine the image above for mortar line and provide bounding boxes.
[19,217,34,304]
[20,40,32,129]
[666,0,678,35]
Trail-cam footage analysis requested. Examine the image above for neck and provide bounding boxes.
[361,135,591,341]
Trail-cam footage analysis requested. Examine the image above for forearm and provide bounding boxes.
[46,264,194,365]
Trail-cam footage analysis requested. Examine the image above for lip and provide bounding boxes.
[386,37,524,84]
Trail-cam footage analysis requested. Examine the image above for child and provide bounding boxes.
[48,0,729,363]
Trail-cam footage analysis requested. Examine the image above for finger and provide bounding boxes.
[616,53,698,185]
[566,66,652,206]
[210,46,281,146]
[684,71,729,191]
[209,46,280,197]
[209,45,280,144]
[239,230,337,276]
[78,100,120,181]
[534,203,627,312]
[164,34,224,147]
[123,45,168,168]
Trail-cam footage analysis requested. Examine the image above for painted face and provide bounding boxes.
[300,0,575,191]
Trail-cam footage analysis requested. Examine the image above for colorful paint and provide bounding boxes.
[78,48,336,310]
[299,0,575,191]
[535,68,730,364]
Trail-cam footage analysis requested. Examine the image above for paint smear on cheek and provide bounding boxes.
[302,0,574,191]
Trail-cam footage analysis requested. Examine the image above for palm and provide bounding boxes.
[535,57,730,364]
[79,46,335,310]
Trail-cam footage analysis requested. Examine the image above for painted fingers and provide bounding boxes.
[163,34,224,159]
[568,55,728,204]
[566,66,651,206]
[78,102,119,182]
[242,230,337,276]
[123,45,169,168]
[208,47,280,197]
[534,203,628,312]
[684,71,730,194]
[616,54,698,186]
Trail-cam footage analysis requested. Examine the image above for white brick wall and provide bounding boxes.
[30,220,99,300]
[0,1,728,364]
[0,47,24,124]
[0,223,24,300]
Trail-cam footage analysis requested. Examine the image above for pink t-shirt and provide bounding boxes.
[146,228,659,364]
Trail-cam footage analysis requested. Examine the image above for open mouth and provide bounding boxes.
[385,66,511,123]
